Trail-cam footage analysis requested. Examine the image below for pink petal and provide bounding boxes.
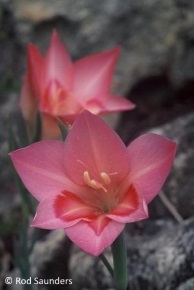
[65,220,125,256]
[31,197,69,229]
[127,133,177,203]
[89,215,110,235]
[27,44,44,98]
[82,96,135,115]
[41,113,61,140]
[44,30,73,91]
[63,111,130,186]
[73,47,120,102]
[20,44,44,124]
[31,191,95,229]
[9,141,76,201]
[98,95,136,113]
[54,191,96,222]
[19,74,37,126]
[107,184,148,222]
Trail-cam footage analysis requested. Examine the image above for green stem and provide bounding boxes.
[99,254,114,277]
[32,110,42,143]
[111,231,128,290]
[57,118,69,141]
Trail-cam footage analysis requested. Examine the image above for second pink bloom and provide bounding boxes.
[20,31,135,139]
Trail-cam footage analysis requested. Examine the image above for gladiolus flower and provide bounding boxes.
[9,111,176,255]
[20,30,135,139]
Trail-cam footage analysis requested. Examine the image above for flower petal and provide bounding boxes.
[98,95,136,113]
[19,74,37,130]
[107,184,148,223]
[44,30,73,91]
[63,111,130,186]
[41,113,61,140]
[127,133,176,203]
[83,95,135,115]
[20,44,44,124]
[31,190,95,229]
[65,220,125,256]
[89,215,110,235]
[54,191,96,223]
[73,47,120,102]
[27,44,44,97]
[31,197,69,229]
[9,141,76,201]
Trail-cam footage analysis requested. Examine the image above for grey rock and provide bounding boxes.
[148,113,194,219]
[0,240,10,289]
[6,229,70,290]
[69,218,194,290]
[69,248,115,289]
[176,278,194,290]
[0,1,25,215]
[0,92,19,215]
[30,229,71,290]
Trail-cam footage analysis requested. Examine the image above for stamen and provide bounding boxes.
[83,171,101,190]
[108,172,118,176]
[90,180,101,189]
[100,172,111,185]
[83,171,108,192]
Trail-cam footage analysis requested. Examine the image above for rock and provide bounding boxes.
[176,278,194,290]
[0,240,10,289]
[30,229,72,290]
[146,113,194,219]
[69,248,114,290]
[0,1,25,216]
[69,218,194,290]
[6,229,71,290]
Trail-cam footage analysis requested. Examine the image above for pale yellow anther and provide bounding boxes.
[83,171,108,192]
[90,179,101,189]
[83,171,101,190]
[83,171,92,186]
[100,172,111,185]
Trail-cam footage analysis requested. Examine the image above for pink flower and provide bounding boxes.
[20,30,135,139]
[9,111,176,255]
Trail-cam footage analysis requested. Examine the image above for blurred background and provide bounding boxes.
[1,0,194,289]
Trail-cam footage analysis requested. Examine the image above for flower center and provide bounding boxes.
[41,80,74,115]
[82,170,120,214]
[83,170,111,192]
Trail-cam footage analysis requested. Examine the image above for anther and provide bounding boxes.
[83,171,101,190]
[100,172,111,185]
